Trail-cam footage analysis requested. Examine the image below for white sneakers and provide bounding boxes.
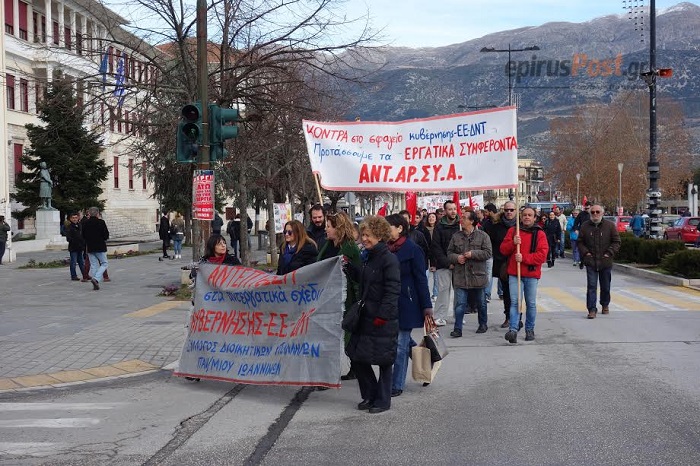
[434,318,447,326]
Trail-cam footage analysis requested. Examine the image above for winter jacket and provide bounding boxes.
[408,226,429,270]
[391,238,431,330]
[0,221,9,242]
[344,241,400,365]
[158,216,170,241]
[483,213,514,278]
[211,214,224,235]
[543,219,562,243]
[307,224,327,252]
[65,221,85,252]
[500,225,548,279]
[82,217,110,253]
[578,219,621,271]
[276,241,318,275]
[430,216,461,269]
[573,210,590,232]
[447,228,492,289]
[226,220,241,240]
[170,218,185,240]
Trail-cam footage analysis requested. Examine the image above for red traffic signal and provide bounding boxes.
[657,68,673,78]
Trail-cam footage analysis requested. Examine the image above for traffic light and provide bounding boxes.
[176,103,201,163]
[209,104,239,161]
[657,68,673,78]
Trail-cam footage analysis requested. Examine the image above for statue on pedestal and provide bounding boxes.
[39,162,53,209]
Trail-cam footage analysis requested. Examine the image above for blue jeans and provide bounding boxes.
[173,239,183,255]
[508,276,538,332]
[497,277,503,297]
[558,231,565,256]
[484,257,493,300]
[571,240,580,262]
[454,287,487,330]
[392,330,415,391]
[88,252,108,282]
[69,250,85,279]
[585,266,612,311]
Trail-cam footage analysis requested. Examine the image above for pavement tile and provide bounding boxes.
[0,379,21,390]
[82,366,128,377]
[112,359,158,372]
[49,370,98,383]
[12,374,62,387]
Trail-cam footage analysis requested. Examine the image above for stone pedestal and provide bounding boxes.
[35,208,64,244]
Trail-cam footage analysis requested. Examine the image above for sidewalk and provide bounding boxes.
[0,244,270,392]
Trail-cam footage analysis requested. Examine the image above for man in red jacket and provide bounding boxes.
[500,207,548,344]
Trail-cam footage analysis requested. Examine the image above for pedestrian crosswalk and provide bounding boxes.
[535,286,700,313]
[0,402,125,457]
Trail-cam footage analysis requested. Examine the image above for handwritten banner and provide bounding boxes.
[303,108,518,192]
[273,203,291,234]
[174,257,344,387]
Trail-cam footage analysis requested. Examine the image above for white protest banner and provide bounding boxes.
[192,170,215,221]
[418,195,452,211]
[303,108,518,192]
[460,194,484,210]
[273,203,291,234]
[174,257,344,387]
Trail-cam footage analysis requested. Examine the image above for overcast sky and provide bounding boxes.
[342,0,698,48]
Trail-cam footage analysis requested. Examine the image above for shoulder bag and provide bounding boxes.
[341,265,367,333]
[423,315,449,363]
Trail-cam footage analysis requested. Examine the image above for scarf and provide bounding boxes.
[209,254,226,264]
[282,243,296,266]
[502,216,516,228]
[387,236,407,253]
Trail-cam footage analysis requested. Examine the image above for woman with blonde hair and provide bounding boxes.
[343,216,400,414]
[170,212,186,259]
[276,220,318,275]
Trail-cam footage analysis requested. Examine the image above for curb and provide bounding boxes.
[613,263,700,290]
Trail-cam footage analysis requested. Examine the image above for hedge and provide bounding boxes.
[660,250,700,279]
[617,233,686,265]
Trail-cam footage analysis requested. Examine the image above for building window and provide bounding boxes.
[142,162,147,190]
[6,74,15,110]
[41,15,46,42]
[13,144,23,181]
[64,27,71,50]
[76,33,82,54]
[128,158,134,190]
[18,1,28,40]
[4,0,14,34]
[52,21,59,45]
[108,46,114,74]
[19,79,28,112]
[117,108,123,133]
[113,156,119,188]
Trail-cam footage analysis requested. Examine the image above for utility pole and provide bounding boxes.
[193,0,210,259]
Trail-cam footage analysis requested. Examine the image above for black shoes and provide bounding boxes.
[579,262,584,270]
[476,325,488,334]
[340,369,356,381]
[525,330,535,341]
[90,278,100,290]
[391,389,403,397]
[357,400,373,410]
[71,277,80,281]
[505,330,517,344]
[500,319,509,328]
[450,329,462,338]
[369,406,389,414]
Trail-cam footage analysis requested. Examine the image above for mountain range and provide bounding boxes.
[343,2,700,164]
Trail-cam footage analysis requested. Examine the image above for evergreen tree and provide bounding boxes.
[13,76,108,217]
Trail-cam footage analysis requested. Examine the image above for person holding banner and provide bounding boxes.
[277,220,318,275]
[201,235,241,267]
[343,216,400,414]
[318,212,361,381]
[385,214,432,397]
[500,207,548,343]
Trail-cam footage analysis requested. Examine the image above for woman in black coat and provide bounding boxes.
[276,220,318,275]
[344,216,401,414]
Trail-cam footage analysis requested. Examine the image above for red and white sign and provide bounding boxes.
[192,170,215,220]
[303,108,518,192]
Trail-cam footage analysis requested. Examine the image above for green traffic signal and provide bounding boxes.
[176,103,201,163]
[209,104,239,161]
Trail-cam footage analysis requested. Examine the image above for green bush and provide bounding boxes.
[617,234,685,265]
[660,249,700,279]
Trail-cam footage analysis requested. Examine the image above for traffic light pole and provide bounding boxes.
[192,0,211,260]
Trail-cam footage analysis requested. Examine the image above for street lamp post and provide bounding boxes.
[480,44,540,106]
[618,163,624,215]
[549,182,553,203]
[576,173,581,207]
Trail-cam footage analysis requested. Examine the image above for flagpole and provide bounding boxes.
[516,196,522,318]
[313,173,323,205]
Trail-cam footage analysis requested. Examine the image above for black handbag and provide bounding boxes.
[342,299,364,333]
[423,316,449,363]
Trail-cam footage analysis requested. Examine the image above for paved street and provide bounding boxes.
[1,250,699,465]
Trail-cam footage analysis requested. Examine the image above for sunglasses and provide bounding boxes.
[284,230,294,235]
[504,208,515,212]
[591,210,602,214]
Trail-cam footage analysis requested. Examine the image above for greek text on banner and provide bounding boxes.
[303,108,518,192]
[174,257,344,388]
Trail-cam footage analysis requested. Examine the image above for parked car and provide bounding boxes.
[603,216,632,233]
[663,217,700,244]
[661,215,680,233]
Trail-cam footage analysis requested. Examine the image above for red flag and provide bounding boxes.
[377,202,388,217]
[405,192,417,225]
[453,191,460,206]
[582,195,588,206]
[468,192,475,208]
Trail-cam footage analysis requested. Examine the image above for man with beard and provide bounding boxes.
[429,200,461,326]
[307,204,327,252]
[483,201,518,329]
[578,205,621,319]
[500,206,548,343]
